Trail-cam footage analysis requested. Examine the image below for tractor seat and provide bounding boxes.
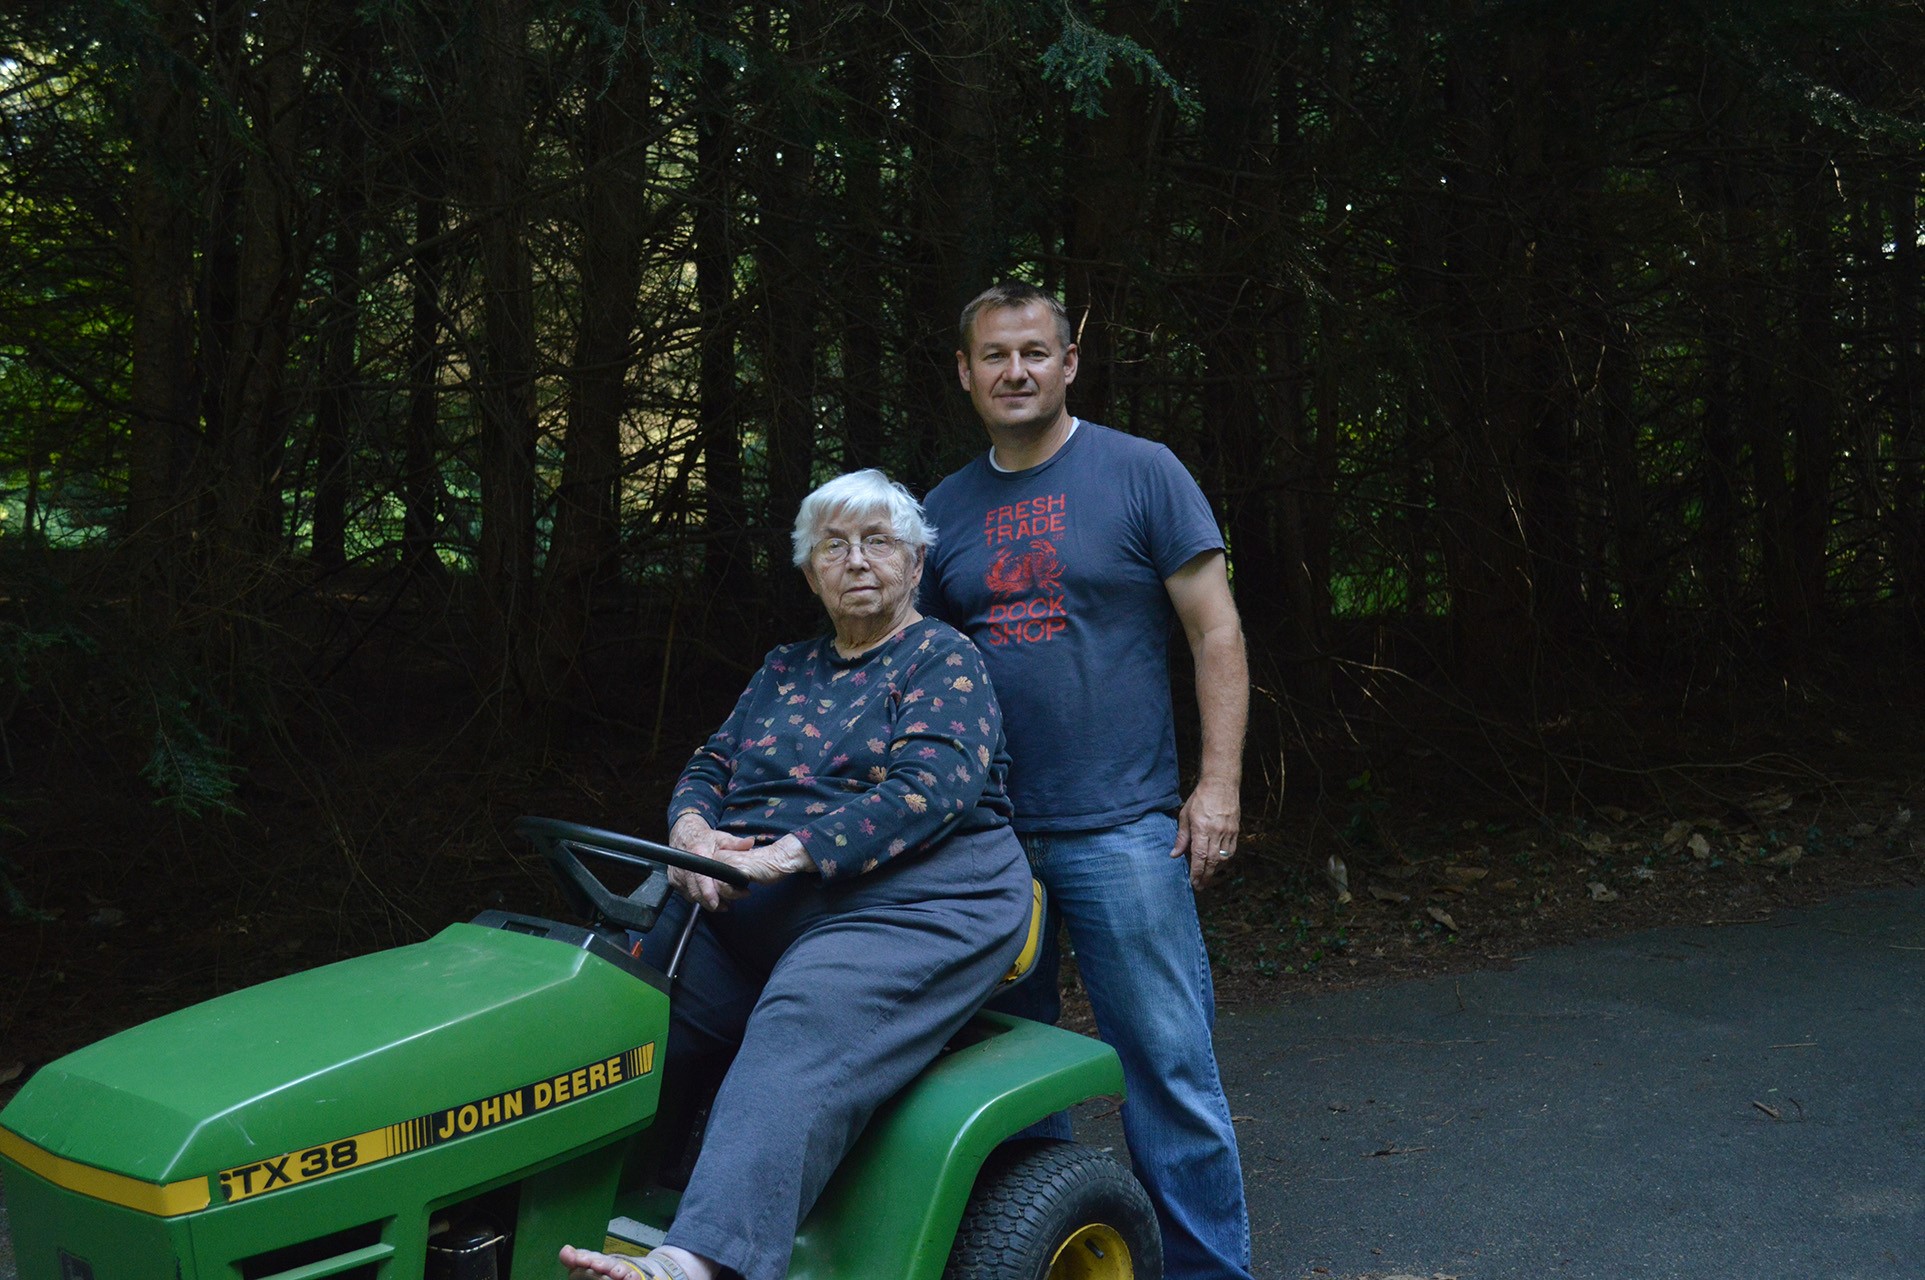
[1001,878,1047,986]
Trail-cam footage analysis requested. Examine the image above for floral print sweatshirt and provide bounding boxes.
[668,618,1014,882]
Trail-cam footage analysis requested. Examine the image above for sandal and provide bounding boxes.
[610,1253,692,1280]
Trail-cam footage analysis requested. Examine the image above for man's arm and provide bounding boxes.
[1165,549,1249,890]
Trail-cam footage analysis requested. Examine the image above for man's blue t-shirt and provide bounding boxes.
[921,421,1224,832]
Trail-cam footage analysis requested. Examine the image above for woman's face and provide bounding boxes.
[802,507,922,633]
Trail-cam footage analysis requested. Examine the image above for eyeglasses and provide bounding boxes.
[813,534,905,564]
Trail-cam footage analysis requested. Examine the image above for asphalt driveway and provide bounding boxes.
[1212,885,1925,1279]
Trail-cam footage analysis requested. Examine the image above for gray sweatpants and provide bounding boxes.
[652,825,1031,1280]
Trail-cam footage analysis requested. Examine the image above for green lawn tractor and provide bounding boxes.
[0,818,1160,1280]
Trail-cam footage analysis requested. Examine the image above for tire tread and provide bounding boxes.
[944,1139,1161,1280]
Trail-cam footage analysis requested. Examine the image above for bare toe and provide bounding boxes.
[558,1246,646,1280]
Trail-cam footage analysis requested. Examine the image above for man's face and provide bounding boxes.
[956,302,1078,435]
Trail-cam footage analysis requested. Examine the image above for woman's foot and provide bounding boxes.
[559,1247,653,1280]
[558,1244,714,1280]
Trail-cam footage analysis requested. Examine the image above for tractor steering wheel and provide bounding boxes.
[514,815,751,934]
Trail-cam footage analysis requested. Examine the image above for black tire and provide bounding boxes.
[944,1139,1163,1280]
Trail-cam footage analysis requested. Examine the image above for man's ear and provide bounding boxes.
[1062,343,1079,385]
[956,349,972,391]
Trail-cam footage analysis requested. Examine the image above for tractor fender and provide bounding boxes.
[786,1011,1124,1280]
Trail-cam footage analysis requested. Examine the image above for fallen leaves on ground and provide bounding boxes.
[1199,784,1925,1004]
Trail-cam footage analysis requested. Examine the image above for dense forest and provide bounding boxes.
[2,0,1924,1010]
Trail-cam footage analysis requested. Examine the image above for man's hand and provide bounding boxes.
[1173,776,1241,890]
[667,816,813,910]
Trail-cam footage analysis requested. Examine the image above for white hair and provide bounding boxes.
[790,469,937,567]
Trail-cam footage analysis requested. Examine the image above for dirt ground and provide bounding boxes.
[4,681,1923,1102]
[1197,766,1924,1008]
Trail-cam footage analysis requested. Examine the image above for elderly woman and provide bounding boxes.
[561,470,1032,1280]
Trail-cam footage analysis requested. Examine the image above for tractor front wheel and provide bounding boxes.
[944,1139,1162,1280]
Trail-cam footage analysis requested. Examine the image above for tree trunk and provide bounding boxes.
[756,158,820,621]
[310,10,377,576]
[1694,160,1744,634]
[909,1,1000,485]
[695,50,750,605]
[469,0,540,709]
[1508,24,1585,654]
[1737,213,1796,642]
[402,184,447,584]
[1423,2,1541,706]
[125,0,199,569]
[1779,146,1838,640]
[312,191,365,575]
[1888,170,1925,621]
[205,0,306,560]
[837,41,887,472]
[1192,0,1285,630]
[1592,310,1663,664]
[545,31,655,701]
[1063,0,1158,425]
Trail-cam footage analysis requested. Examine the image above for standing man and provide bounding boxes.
[921,281,1254,1280]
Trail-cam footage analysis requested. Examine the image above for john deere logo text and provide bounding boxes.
[217,1043,654,1203]
[434,1050,642,1139]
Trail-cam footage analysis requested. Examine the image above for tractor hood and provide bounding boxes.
[0,922,667,1190]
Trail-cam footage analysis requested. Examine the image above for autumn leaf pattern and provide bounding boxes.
[668,619,1012,883]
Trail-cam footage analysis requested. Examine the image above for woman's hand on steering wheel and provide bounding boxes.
[668,818,815,911]
[668,815,755,911]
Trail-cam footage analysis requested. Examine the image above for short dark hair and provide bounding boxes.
[958,282,1074,352]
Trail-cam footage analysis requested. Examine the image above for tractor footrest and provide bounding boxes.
[604,1214,668,1256]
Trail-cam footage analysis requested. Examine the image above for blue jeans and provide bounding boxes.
[989,810,1255,1280]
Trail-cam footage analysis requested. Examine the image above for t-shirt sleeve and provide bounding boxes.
[918,481,959,623]
[1140,443,1226,579]
[917,553,954,624]
[791,628,1003,883]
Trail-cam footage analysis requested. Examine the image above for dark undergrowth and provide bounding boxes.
[4,617,1924,1100]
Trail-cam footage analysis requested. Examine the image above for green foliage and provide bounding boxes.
[1699,0,1925,144]
[0,616,92,694]
[1340,771,1390,849]
[0,598,96,918]
[0,850,55,921]
[140,696,243,819]
[1038,2,1190,117]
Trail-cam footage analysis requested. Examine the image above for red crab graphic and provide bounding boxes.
[986,538,1064,598]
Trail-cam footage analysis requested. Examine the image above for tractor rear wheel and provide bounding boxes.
[944,1139,1162,1280]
